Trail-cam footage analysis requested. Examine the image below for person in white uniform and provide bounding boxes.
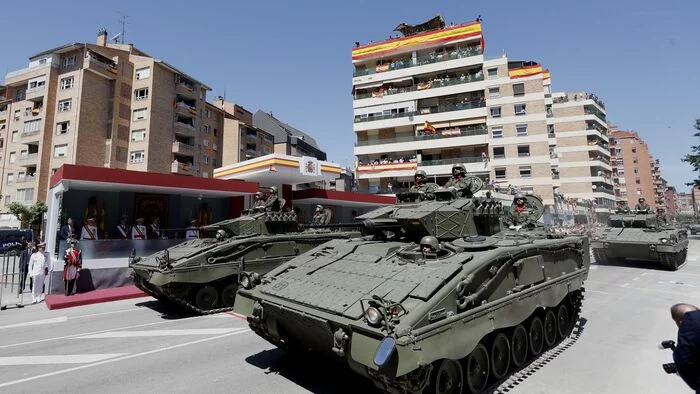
[81,218,99,240]
[185,220,199,239]
[28,241,49,304]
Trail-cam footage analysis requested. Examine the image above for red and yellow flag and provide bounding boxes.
[508,65,543,79]
[542,69,551,80]
[352,22,482,61]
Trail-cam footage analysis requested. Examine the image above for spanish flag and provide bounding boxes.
[352,22,482,61]
[542,69,551,80]
[423,120,436,134]
[508,65,543,79]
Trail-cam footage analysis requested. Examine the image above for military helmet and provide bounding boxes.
[514,193,526,201]
[269,186,278,194]
[315,205,323,211]
[215,229,227,239]
[638,197,645,202]
[420,235,439,251]
[451,164,467,176]
[414,170,427,182]
[255,191,263,198]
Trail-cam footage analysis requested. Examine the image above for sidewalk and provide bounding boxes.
[0,283,31,310]
[45,286,148,310]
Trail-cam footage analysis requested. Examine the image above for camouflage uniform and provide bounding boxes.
[634,203,651,212]
[409,170,438,200]
[504,194,533,226]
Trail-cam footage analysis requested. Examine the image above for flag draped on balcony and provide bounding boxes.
[508,64,543,79]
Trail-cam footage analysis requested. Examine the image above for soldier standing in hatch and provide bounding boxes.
[635,197,651,212]
[409,170,438,200]
[504,193,533,226]
[443,164,474,197]
[264,186,281,212]
[615,200,631,214]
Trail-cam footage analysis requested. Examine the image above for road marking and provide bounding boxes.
[584,289,611,295]
[632,277,640,281]
[75,328,244,339]
[0,329,251,388]
[71,308,145,320]
[0,317,68,330]
[621,283,630,287]
[0,354,127,366]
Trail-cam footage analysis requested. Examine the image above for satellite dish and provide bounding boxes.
[111,33,121,42]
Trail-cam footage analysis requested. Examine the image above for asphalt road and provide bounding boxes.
[1,238,699,393]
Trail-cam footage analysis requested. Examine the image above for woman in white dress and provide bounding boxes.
[28,241,49,304]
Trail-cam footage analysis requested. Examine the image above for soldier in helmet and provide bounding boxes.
[657,206,668,225]
[311,205,328,225]
[252,191,265,208]
[264,186,281,212]
[615,200,631,214]
[504,193,533,227]
[635,197,650,213]
[443,164,475,197]
[409,170,438,200]
[420,235,439,258]
[215,229,228,242]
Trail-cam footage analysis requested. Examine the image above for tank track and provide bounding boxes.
[133,275,235,315]
[488,288,585,394]
[659,249,687,271]
[591,248,606,265]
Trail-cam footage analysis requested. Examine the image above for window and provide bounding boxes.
[635,178,641,184]
[4,196,9,206]
[517,145,530,157]
[548,124,555,136]
[16,188,34,202]
[633,167,639,174]
[28,77,46,90]
[133,108,148,121]
[130,150,145,163]
[11,131,18,142]
[9,152,16,163]
[212,158,218,167]
[488,87,500,99]
[493,146,505,159]
[213,143,218,151]
[6,173,13,184]
[490,107,501,118]
[495,167,506,179]
[204,125,210,134]
[135,67,150,80]
[519,165,532,178]
[203,155,209,164]
[200,90,206,100]
[13,110,20,121]
[58,99,72,112]
[514,104,526,115]
[60,76,74,90]
[56,121,70,135]
[131,129,146,142]
[203,139,209,147]
[632,148,636,153]
[206,109,211,118]
[54,144,68,157]
[512,83,525,97]
[516,124,528,136]
[491,126,503,138]
[134,88,149,101]
[213,128,218,136]
[24,119,40,133]
[487,68,498,80]
[63,55,76,68]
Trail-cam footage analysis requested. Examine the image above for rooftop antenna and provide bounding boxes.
[116,12,128,44]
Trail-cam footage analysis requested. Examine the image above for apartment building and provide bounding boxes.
[0,30,222,207]
[550,91,614,216]
[610,128,659,209]
[254,111,327,161]
[678,191,694,215]
[212,100,274,167]
[665,185,677,216]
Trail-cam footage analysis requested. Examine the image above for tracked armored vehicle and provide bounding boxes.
[129,210,359,314]
[234,187,589,393]
[591,211,688,270]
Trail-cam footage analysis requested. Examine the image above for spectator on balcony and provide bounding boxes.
[149,217,163,239]
[60,217,76,241]
[115,215,131,240]
[80,218,98,240]
[131,218,147,240]
[186,220,199,239]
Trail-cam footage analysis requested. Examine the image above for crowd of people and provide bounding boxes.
[358,155,418,167]
[58,215,202,242]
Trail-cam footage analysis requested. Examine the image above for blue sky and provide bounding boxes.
[1,1,698,190]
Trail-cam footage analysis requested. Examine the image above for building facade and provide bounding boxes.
[665,185,678,216]
[0,30,223,207]
[610,128,659,209]
[677,191,694,216]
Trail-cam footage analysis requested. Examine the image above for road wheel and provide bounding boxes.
[543,310,557,347]
[465,344,489,393]
[490,333,511,380]
[556,304,571,340]
[194,286,218,310]
[220,283,238,308]
[511,324,528,368]
[427,359,463,394]
[528,316,544,356]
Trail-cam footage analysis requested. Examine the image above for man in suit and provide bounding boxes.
[59,218,75,240]
[17,241,35,295]
[670,303,700,392]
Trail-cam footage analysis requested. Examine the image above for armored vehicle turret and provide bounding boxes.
[128,210,360,314]
[234,186,589,393]
[591,211,688,270]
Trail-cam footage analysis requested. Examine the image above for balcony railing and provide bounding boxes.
[18,153,38,162]
[355,127,487,146]
[354,99,486,123]
[585,106,607,122]
[20,129,41,139]
[354,72,484,100]
[171,161,193,175]
[15,175,36,183]
[172,141,196,154]
[353,45,482,77]
[421,156,484,166]
[175,101,197,115]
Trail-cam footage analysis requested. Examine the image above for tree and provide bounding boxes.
[7,201,48,229]
[682,119,700,186]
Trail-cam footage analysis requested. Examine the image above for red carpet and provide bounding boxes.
[45,286,148,310]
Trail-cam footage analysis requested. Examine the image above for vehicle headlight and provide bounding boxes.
[593,236,600,240]
[364,306,382,326]
[660,238,668,244]
[240,273,252,289]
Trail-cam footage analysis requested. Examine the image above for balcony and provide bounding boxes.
[353,45,482,77]
[585,105,607,122]
[354,99,486,124]
[15,175,36,184]
[85,51,118,78]
[18,153,38,166]
[20,129,41,143]
[421,156,484,166]
[25,86,46,101]
[174,121,196,137]
[356,126,487,147]
[172,141,196,156]
[175,101,197,117]
[176,82,196,98]
[354,71,484,101]
[171,161,194,176]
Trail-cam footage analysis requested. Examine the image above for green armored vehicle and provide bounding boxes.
[129,210,359,314]
[591,211,688,270]
[234,187,589,393]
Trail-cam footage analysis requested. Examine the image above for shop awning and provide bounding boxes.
[50,164,258,198]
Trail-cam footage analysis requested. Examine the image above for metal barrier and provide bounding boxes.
[0,253,25,310]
